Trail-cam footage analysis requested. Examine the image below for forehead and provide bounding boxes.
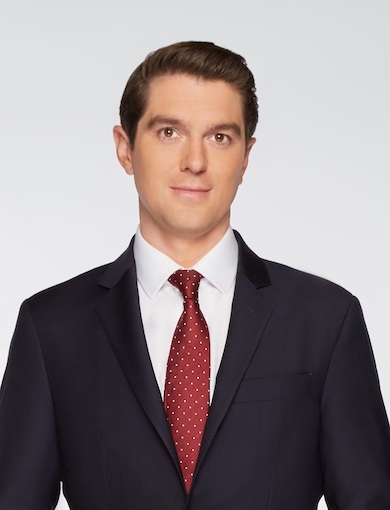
[141,74,245,126]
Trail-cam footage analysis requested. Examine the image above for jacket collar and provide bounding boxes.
[98,231,271,291]
[234,231,271,289]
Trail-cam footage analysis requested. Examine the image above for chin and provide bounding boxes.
[168,221,224,240]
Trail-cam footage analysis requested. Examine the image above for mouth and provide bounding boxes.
[170,186,210,196]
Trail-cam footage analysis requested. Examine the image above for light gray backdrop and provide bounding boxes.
[0,1,389,508]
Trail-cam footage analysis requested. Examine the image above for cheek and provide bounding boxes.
[219,161,246,189]
[214,177,242,208]
[227,169,245,198]
[131,164,154,199]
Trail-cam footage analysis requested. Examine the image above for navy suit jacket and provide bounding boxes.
[1,232,390,509]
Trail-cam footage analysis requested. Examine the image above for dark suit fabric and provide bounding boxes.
[1,233,389,509]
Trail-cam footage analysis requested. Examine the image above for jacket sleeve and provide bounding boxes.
[321,296,390,508]
[0,300,60,509]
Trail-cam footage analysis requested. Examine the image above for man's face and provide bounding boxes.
[114,74,255,245]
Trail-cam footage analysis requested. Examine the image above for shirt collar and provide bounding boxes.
[133,227,238,300]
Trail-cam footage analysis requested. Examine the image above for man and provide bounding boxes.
[0,41,389,509]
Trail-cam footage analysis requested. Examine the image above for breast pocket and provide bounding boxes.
[233,372,314,403]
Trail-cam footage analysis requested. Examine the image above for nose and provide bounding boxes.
[180,138,207,174]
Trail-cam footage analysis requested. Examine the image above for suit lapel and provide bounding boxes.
[195,232,275,472]
[94,241,178,466]
[93,233,274,485]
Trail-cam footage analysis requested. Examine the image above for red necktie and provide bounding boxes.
[164,269,210,493]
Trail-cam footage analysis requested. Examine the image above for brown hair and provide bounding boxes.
[119,41,258,148]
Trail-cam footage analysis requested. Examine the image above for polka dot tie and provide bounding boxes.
[164,269,210,493]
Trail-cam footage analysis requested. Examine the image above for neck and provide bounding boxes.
[139,223,230,268]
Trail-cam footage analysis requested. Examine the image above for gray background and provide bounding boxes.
[0,1,389,508]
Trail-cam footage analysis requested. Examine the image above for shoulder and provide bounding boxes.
[235,231,354,312]
[264,257,351,294]
[25,240,135,315]
[24,264,110,318]
[262,258,354,310]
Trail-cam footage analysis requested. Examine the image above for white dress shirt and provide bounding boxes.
[133,227,238,401]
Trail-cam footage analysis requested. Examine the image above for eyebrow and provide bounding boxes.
[208,123,242,138]
[146,116,187,131]
[146,116,243,138]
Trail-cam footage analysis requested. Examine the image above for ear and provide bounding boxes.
[113,125,134,175]
[240,137,256,183]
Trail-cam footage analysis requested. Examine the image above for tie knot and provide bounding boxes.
[168,269,203,301]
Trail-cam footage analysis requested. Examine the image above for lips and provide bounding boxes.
[171,186,210,193]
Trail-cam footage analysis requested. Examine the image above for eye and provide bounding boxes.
[163,127,174,138]
[159,127,179,140]
[215,133,226,143]
[211,133,231,146]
